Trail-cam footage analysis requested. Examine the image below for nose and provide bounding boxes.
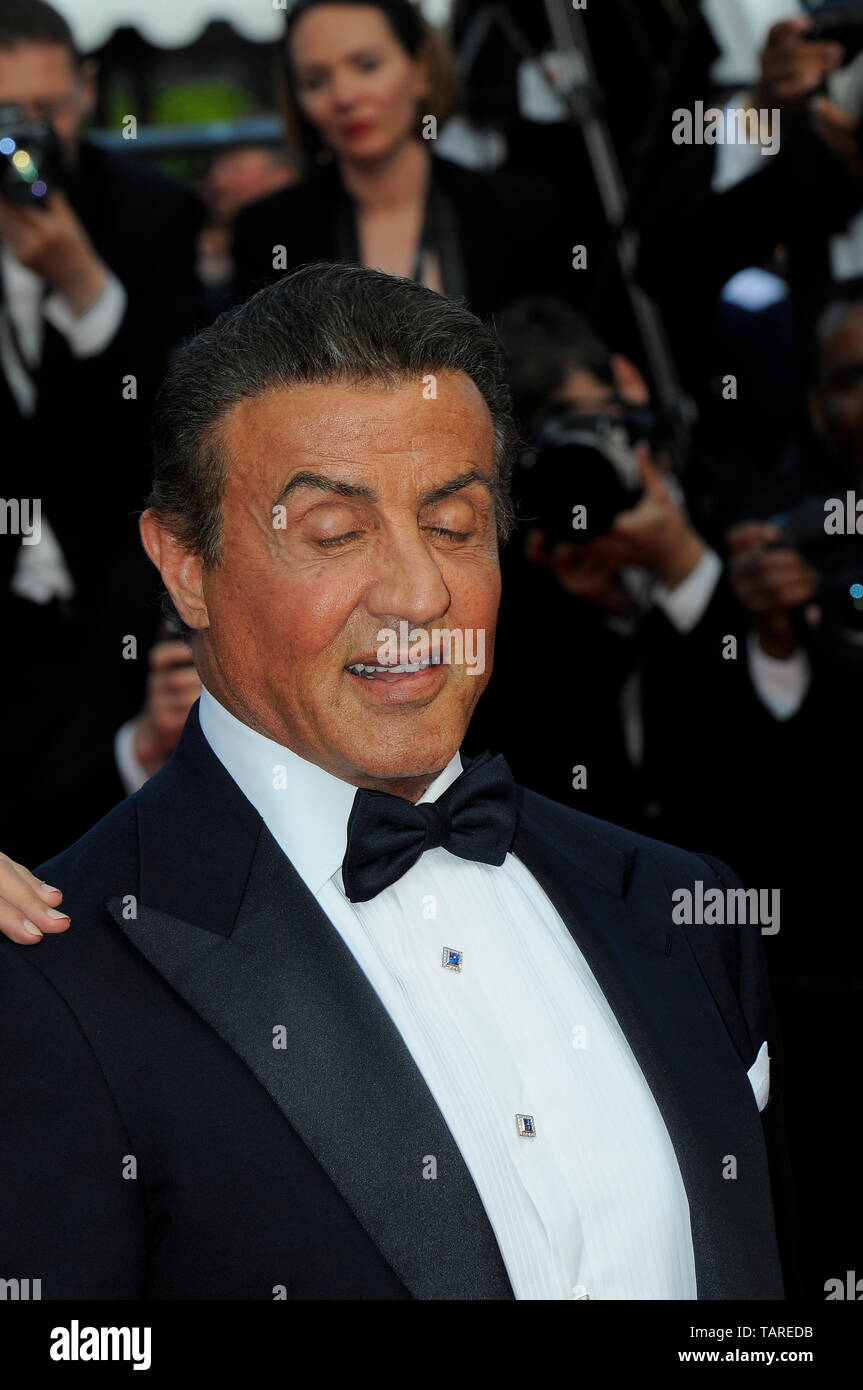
[364,523,451,629]
[330,74,361,109]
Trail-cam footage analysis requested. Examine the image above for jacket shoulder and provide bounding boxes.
[34,789,140,921]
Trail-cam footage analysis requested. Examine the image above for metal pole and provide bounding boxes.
[541,0,694,447]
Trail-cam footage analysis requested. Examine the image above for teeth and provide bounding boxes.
[347,657,441,677]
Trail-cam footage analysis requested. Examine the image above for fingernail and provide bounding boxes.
[22,919,42,937]
[45,908,70,921]
[40,882,60,893]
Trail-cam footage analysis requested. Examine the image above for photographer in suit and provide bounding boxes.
[19,546,203,865]
[724,279,863,964]
[0,262,795,1300]
[465,297,749,864]
[721,280,863,1295]
[636,11,863,472]
[0,0,204,859]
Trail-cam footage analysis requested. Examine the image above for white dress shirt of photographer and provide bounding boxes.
[1,239,127,602]
[0,241,153,782]
[649,531,810,728]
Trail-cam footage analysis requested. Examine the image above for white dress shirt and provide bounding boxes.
[614,547,723,768]
[197,684,698,1300]
[114,718,149,795]
[653,546,723,635]
[746,628,812,721]
[1,242,127,604]
[650,546,812,722]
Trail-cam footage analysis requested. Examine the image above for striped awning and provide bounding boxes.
[50,0,453,52]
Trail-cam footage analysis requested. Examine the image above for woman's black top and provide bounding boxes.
[231,149,577,319]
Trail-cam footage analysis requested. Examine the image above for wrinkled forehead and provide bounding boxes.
[217,375,495,497]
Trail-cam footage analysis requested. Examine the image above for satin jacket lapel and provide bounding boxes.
[106,709,514,1301]
[512,798,784,1300]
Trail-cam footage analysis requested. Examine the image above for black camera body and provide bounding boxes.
[516,409,652,546]
[806,6,863,66]
[0,104,63,207]
[769,495,863,664]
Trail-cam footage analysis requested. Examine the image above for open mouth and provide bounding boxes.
[346,655,444,681]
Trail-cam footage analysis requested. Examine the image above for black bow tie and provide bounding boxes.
[342,751,518,903]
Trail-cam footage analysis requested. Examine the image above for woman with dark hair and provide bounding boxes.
[231,0,574,318]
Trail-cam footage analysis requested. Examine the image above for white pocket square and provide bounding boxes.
[747,1040,770,1112]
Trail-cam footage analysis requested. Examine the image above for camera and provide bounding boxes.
[769,495,863,664]
[805,5,863,67]
[0,104,63,207]
[515,407,659,545]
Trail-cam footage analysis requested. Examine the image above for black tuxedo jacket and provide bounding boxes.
[230,151,577,320]
[0,704,797,1299]
[23,549,169,865]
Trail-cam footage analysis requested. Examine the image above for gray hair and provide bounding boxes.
[147,261,517,572]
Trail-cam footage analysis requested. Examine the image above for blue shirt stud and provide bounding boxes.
[442,947,463,971]
[516,1114,536,1138]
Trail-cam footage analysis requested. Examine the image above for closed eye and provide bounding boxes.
[316,526,470,547]
[316,532,361,548]
[426,525,470,541]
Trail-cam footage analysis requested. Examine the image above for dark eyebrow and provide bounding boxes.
[274,468,493,510]
[273,471,378,508]
[419,470,495,508]
[295,46,383,75]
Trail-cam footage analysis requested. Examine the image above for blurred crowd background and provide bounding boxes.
[1,0,861,1299]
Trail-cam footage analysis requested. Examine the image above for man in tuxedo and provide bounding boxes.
[0,0,204,859]
[0,261,796,1300]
